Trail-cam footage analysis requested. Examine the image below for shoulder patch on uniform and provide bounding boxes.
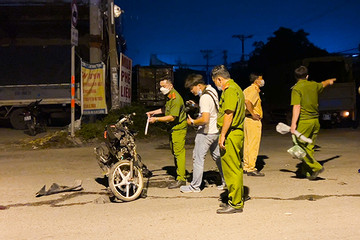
[168,92,176,99]
[223,82,230,91]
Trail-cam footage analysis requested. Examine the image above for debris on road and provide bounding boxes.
[36,180,83,197]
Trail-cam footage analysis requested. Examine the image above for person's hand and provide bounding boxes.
[329,78,336,85]
[187,115,194,125]
[186,100,195,106]
[252,113,261,121]
[146,112,153,118]
[219,134,226,150]
[148,117,157,124]
[290,124,296,134]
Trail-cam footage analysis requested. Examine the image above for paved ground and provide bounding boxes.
[0,125,360,240]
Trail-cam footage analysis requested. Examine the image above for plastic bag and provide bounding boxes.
[287,135,306,159]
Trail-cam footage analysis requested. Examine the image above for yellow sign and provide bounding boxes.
[81,62,108,114]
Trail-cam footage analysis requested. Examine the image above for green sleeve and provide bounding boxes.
[291,88,301,105]
[317,82,324,94]
[222,88,237,111]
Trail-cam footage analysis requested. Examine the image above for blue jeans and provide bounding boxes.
[190,133,225,190]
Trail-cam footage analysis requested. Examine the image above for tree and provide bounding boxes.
[242,27,330,121]
[248,27,328,72]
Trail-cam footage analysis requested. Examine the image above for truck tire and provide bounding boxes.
[10,108,26,130]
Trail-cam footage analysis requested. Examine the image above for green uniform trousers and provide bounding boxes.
[296,118,322,176]
[169,128,187,181]
[221,129,244,209]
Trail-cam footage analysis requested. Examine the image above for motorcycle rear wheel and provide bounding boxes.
[108,160,144,201]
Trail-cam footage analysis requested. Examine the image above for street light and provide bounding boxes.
[114,5,123,18]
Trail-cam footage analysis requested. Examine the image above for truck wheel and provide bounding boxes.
[10,108,26,130]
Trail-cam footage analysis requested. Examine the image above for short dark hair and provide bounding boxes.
[159,77,173,84]
[211,65,230,79]
[249,73,262,83]
[184,74,205,89]
[294,66,308,79]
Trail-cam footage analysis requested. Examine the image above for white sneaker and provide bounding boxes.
[217,183,227,190]
[180,185,201,193]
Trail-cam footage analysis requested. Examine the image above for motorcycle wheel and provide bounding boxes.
[108,160,144,202]
[27,122,36,136]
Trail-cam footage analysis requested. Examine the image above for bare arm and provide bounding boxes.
[219,110,234,150]
[146,108,164,117]
[321,78,336,88]
[290,104,301,134]
[149,115,175,123]
[245,99,261,120]
[187,112,210,126]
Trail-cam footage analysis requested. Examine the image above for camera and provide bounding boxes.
[185,100,200,119]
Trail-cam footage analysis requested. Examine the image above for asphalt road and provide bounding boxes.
[0,125,360,240]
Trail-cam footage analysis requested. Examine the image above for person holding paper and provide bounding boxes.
[146,77,187,189]
[290,66,336,180]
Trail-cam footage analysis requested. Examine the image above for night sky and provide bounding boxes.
[115,0,360,67]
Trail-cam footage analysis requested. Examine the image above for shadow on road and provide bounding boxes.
[256,155,269,172]
[280,155,341,180]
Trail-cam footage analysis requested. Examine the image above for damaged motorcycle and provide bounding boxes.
[23,99,47,136]
[94,113,152,201]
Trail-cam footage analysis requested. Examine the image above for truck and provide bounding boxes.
[303,56,357,127]
[0,45,81,129]
[0,83,80,129]
[134,66,174,106]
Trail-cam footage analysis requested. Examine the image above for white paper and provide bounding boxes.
[145,116,149,135]
[276,122,313,144]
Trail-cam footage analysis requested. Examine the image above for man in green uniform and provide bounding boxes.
[147,78,188,189]
[290,66,336,180]
[211,65,245,214]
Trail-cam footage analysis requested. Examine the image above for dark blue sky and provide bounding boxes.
[115,0,360,67]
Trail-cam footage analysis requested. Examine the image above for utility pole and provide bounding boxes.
[223,50,228,67]
[232,34,253,62]
[107,0,120,110]
[70,0,78,138]
[89,0,102,63]
[200,49,213,83]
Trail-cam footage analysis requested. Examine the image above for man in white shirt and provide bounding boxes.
[180,74,225,193]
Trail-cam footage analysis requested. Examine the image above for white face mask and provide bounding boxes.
[217,86,223,91]
[160,87,170,95]
[259,79,265,87]
[197,89,202,96]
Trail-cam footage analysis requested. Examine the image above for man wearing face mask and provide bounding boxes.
[243,74,265,176]
[180,74,225,193]
[146,78,188,189]
[211,65,245,214]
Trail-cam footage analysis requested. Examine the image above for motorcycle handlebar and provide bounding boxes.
[116,113,136,126]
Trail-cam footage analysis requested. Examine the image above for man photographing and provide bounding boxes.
[180,74,225,193]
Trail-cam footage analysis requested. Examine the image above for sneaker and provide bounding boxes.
[168,180,186,189]
[217,183,227,190]
[308,167,325,180]
[180,185,201,193]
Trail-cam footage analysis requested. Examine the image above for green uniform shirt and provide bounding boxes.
[217,79,245,130]
[291,79,324,120]
[165,88,187,131]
